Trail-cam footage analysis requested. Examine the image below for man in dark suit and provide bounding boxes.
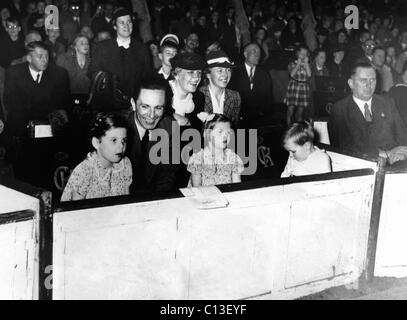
[89,7,151,112]
[126,76,179,194]
[3,41,70,139]
[328,62,407,165]
[228,43,273,129]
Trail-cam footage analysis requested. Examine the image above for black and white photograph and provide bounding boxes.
[1,0,407,305]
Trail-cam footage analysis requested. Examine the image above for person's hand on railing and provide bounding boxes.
[382,146,407,165]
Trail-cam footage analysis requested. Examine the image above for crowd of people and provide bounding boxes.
[0,0,407,202]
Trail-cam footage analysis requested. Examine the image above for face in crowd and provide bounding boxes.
[93,127,127,168]
[348,66,377,101]
[74,36,90,55]
[27,46,49,72]
[46,27,60,43]
[6,20,21,40]
[333,50,345,63]
[207,66,232,89]
[159,46,178,68]
[315,51,326,67]
[135,88,166,130]
[174,68,202,94]
[209,121,232,151]
[185,33,199,52]
[372,48,386,68]
[284,138,312,162]
[244,44,261,66]
[363,39,375,56]
[115,14,133,39]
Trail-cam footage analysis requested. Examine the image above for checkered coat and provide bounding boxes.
[284,62,311,108]
[199,85,241,128]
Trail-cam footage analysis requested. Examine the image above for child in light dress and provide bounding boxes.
[187,114,244,187]
[61,112,132,201]
[281,121,332,177]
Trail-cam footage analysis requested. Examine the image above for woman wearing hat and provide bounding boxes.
[199,50,241,128]
[168,52,206,129]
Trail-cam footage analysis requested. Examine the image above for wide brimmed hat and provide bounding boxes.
[170,52,207,70]
[206,50,235,68]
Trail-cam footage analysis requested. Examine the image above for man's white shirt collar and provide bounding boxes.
[244,63,256,77]
[117,37,131,49]
[353,96,372,117]
[158,67,170,79]
[28,66,43,83]
[208,85,225,115]
[134,117,149,141]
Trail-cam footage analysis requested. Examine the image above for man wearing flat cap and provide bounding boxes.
[167,52,206,130]
[199,50,241,128]
[89,7,151,113]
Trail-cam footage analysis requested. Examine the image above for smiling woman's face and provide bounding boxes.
[175,68,202,93]
[207,66,232,89]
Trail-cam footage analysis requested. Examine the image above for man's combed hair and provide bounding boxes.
[26,41,48,54]
[283,121,315,146]
[134,76,169,103]
[138,76,168,93]
[349,61,375,78]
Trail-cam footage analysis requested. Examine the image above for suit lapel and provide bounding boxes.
[348,96,368,127]
[202,86,213,113]
[371,95,387,133]
[238,65,251,91]
[224,89,233,117]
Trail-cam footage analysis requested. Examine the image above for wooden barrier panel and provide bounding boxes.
[53,171,375,300]
[327,150,378,172]
[0,211,37,299]
[0,184,45,300]
[375,172,407,278]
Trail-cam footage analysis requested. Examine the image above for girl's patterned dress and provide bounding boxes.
[284,61,311,108]
[187,147,244,187]
[61,152,132,201]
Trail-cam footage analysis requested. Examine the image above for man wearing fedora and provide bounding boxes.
[89,7,151,113]
[199,50,241,128]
